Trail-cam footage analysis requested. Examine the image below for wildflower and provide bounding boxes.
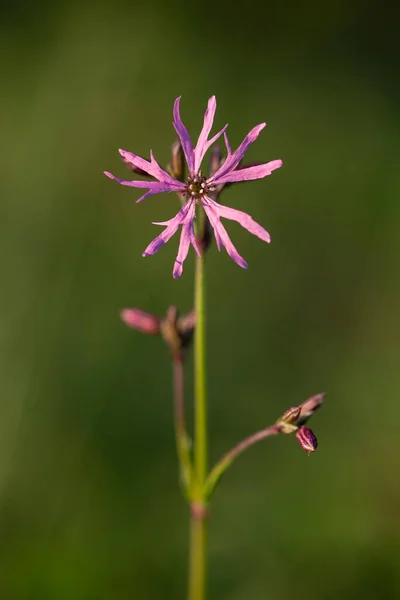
[296,427,318,454]
[105,96,282,278]
[121,306,196,358]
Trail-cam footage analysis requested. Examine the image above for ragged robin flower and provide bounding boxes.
[105,96,282,278]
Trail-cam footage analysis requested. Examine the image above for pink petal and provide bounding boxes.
[120,308,160,334]
[190,225,202,257]
[223,131,232,157]
[104,171,181,203]
[118,149,183,186]
[209,123,266,183]
[212,159,282,185]
[194,96,228,174]
[142,202,192,257]
[173,202,197,278]
[206,198,271,243]
[173,97,195,175]
[202,202,248,269]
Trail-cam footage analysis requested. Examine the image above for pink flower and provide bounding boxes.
[105,96,282,278]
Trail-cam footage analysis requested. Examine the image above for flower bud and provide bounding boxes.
[120,308,160,335]
[276,405,301,434]
[209,145,223,178]
[176,309,196,344]
[159,306,196,360]
[196,215,212,252]
[168,140,185,181]
[296,393,326,427]
[296,427,318,454]
[121,306,196,359]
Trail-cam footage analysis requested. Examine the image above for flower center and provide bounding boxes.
[187,175,208,200]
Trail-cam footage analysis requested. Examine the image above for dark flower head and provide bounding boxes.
[105,96,282,278]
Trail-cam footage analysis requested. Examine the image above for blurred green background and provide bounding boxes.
[1,1,399,598]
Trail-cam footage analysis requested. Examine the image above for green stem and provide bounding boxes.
[188,210,207,600]
[194,251,207,488]
[188,508,207,600]
[172,355,192,494]
[204,424,280,500]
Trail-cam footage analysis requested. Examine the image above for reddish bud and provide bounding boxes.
[160,306,196,359]
[120,308,160,335]
[169,139,185,181]
[296,427,318,454]
[297,393,326,427]
[209,145,223,177]
[121,306,195,359]
[196,215,212,252]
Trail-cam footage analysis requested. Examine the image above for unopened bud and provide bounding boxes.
[177,309,196,346]
[296,427,318,454]
[121,306,195,359]
[160,306,196,360]
[276,405,301,434]
[209,145,224,177]
[207,145,227,201]
[196,215,212,252]
[297,393,326,427]
[168,140,185,181]
[120,308,160,335]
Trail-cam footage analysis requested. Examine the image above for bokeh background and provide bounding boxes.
[1,1,399,598]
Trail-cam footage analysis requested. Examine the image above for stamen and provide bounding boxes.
[187,174,209,199]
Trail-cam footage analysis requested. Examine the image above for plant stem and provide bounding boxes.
[194,251,207,488]
[188,507,207,600]
[188,209,207,600]
[172,355,192,493]
[204,424,280,500]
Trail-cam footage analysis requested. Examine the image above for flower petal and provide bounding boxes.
[223,131,232,158]
[212,159,282,185]
[142,202,192,257]
[104,171,181,203]
[173,202,197,278]
[190,226,201,257]
[173,97,195,175]
[118,149,182,186]
[206,198,271,243]
[209,123,266,183]
[202,202,248,269]
[194,96,228,174]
